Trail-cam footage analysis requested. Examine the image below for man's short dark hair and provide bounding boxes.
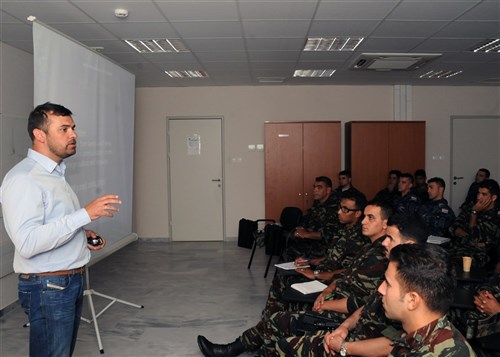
[479,168,491,178]
[414,169,426,178]
[400,173,414,184]
[388,170,401,178]
[427,177,446,190]
[389,243,456,314]
[479,179,499,197]
[341,191,367,211]
[387,214,429,244]
[339,170,351,178]
[366,199,393,221]
[315,176,333,188]
[28,102,73,141]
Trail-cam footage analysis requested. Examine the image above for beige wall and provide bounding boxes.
[0,42,34,310]
[134,85,500,240]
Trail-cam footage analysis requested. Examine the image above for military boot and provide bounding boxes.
[197,335,245,357]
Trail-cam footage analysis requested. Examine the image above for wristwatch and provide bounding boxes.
[471,209,478,215]
[313,270,320,279]
[339,340,348,356]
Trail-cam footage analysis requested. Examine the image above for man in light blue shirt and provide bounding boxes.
[0,102,122,357]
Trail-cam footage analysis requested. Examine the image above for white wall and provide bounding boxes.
[133,85,500,241]
[0,42,34,310]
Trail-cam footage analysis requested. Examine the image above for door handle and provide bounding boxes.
[211,179,221,182]
[453,176,464,180]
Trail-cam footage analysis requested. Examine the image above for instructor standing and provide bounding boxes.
[0,102,122,356]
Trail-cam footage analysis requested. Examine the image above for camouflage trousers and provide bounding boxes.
[448,240,490,269]
[243,310,347,357]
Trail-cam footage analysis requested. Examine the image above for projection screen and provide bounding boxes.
[33,21,136,264]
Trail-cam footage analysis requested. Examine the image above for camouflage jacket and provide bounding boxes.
[300,193,340,247]
[418,198,456,237]
[316,221,370,271]
[332,236,388,314]
[389,315,476,356]
[450,206,500,249]
[393,192,421,216]
[350,292,402,341]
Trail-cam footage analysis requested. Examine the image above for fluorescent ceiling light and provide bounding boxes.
[257,77,285,83]
[164,70,208,78]
[294,69,336,77]
[125,39,189,53]
[419,70,463,79]
[304,37,363,51]
[470,39,500,53]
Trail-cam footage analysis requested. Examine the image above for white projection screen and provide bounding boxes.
[33,22,136,264]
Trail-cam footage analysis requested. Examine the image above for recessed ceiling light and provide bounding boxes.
[470,39,500,53]
[419,70,463,79]
[257,77,285,83]
[164,70,208,78]
[125,39,189,53]
[293,69,336,77]
[304,37,363,51]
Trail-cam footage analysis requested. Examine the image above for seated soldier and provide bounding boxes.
[374,169,401,203]
[286,176,340,261]
[413,169,429,201]
[321,244,474,356]
[461,168,491,210]
[393,173,421,216]
[449,179,500,268]
[275,214,428,357]
[332,170,362,198]
[197,200,392,357]
[418,177,456,237]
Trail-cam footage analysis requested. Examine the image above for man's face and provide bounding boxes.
[398,177,412,194]
[388,174,399,187]
[338,198,360,226]
[382,225,406,258]
[427,182,442,201]
[41,113,78,162]
[312,181,331,202]
[338,175,350,188]
[475,170,488,183]
[476,187,497,210]
[361,205,387,239]
[378,261,406,321]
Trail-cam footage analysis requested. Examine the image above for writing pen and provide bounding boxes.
[324,293,334,301]
[296,258,311,263]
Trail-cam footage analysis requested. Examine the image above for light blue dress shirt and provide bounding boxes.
[0,149,91,273]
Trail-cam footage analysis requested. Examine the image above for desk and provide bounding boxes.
[282,286,320,304]
[456,268,489,283]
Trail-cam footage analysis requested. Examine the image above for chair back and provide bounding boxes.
[279,207,303,231]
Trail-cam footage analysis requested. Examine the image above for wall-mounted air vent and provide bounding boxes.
[351,53,442,71]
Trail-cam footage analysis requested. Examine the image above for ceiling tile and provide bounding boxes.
[239,1,317,20]
[156,1,238,21]
[1,1,94,23]
[73,1,166,23]
[387,1,478,21]
[242,20,310,37]
[171,21,243,38]
[183,38,246,51]
[315,1,397,20]
[357,37,425,52]
[371,20,449,37]
[246,38,305,51]
[309,20,380,36]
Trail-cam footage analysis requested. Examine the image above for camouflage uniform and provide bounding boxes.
[240,236,388,355]
[389,315,476,356]
[393,192,421,216]
[418,198,456,237]
[454,273,500,339]
[448,206,500,268]
[262,222,368,320]
[275,293,403,356]
[285,193,340,261]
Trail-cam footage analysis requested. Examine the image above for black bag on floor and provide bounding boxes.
[238,219,257,249]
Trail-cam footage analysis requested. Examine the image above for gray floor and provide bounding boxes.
[0,241,275,357]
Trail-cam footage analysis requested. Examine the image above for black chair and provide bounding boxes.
[247,219,276,269]
[247,206,303,277]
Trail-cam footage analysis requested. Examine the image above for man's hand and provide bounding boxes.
[475,290,500,314]
[473,197,493,213]
[296,267,314,280]
[85,229,106,251]
[85,195,122,220]
[324,331,346,354]
[454,227,469,238]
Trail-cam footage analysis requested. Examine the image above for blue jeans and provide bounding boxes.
[18,272,84,357]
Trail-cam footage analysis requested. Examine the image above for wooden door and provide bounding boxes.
[303,122,341,207]
[347,122,389,200]
[265,123,303,221]
[388,122,426,174]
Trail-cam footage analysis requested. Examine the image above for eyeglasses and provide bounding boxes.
[339,205,360,213]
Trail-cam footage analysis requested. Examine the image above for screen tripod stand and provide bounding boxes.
[82,266,144,354]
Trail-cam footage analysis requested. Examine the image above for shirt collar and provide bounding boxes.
[28,148,66,175]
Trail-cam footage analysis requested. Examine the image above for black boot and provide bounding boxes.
[197,335,245,357]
